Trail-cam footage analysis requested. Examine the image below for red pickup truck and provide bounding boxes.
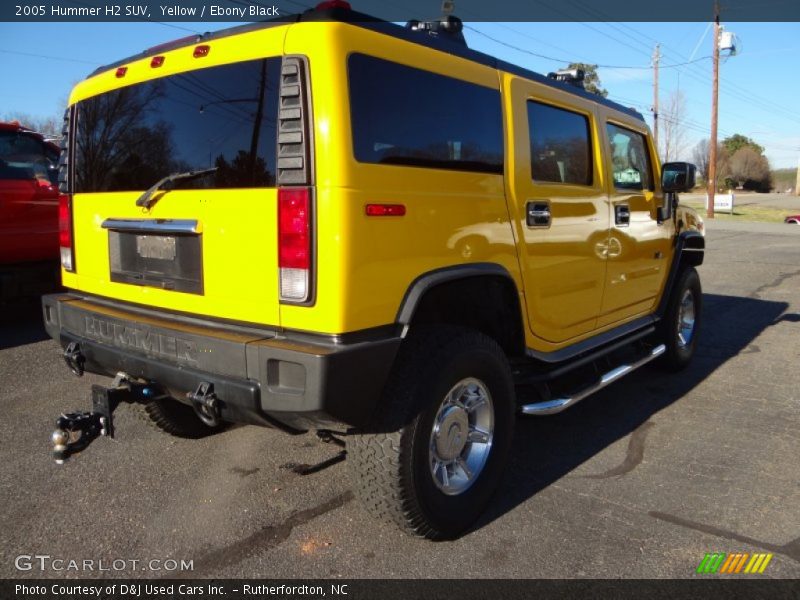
[0,121,61,298]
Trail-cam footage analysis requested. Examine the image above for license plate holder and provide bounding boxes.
[136,235,176,261]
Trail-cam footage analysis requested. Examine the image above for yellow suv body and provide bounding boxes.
[43,5,704,539]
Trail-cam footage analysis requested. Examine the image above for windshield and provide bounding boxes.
[74,57,281,193]
[0,130,59,184]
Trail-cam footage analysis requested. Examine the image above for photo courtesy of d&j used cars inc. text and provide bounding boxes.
[0,0,798,598]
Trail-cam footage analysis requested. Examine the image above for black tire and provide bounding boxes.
[136,396,225,439]
[348,326,515,540]
[659,266,702,371]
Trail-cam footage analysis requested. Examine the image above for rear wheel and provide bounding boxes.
[348,326,515,540]
[136,395,225,439]
[659,266,702,371]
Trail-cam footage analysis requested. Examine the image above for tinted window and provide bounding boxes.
[348,54,504,174]
[0,130,54,182]
[607,123,653,190]
[74,58,281,193]
[528,101,592,186]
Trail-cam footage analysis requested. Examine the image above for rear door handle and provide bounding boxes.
[615,204,630,226]
[526,201,551,227]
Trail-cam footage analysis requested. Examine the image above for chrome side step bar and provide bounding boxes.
[520,344,666,416]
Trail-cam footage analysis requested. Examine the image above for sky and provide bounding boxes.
[1,19,799,168]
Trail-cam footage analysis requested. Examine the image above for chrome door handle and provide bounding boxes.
[526,201,551,227]
[615,204,630,226]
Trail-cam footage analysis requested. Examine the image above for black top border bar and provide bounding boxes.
[2,0,797,22]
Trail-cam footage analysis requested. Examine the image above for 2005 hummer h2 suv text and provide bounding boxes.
[43,2,704,539]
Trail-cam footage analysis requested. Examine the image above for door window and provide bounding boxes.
[606,123,653,190]
[527,100,592,186]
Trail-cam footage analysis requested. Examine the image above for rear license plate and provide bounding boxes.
[136,235,176,261]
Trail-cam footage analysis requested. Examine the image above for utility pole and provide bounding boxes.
[707,3,720,219]
[652,44,660,155]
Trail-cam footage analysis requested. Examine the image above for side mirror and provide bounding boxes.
[662,162,697,193]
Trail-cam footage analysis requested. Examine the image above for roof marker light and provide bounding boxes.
[315,1,351,10]
[150,56,165,68]
[193,45,210,58]
[115,67,127,78]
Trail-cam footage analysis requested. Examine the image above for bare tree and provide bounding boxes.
[660,90,688,163]
[2,111,63,138]
[729,147,770,189]
[692,138,710,182]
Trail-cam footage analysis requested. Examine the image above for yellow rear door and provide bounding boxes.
[63,27,288,326]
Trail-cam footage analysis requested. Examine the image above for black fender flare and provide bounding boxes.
[395,263,520,325]
[656,231,705,318]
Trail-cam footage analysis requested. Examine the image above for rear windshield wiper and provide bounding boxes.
[135,167,218,210]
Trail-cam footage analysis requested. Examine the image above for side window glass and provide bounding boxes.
[527,100,592,186]
[606,123,653,190]
[348,54,504,174]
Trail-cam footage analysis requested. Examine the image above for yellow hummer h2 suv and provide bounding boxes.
[43,2,704,539]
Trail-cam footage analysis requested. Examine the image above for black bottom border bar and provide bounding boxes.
[3,579,799,600]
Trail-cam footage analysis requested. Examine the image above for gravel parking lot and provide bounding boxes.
[0,219,798,580]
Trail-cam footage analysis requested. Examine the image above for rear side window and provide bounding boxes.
[607,123,653,190]
[74,58,281,193]
[348,54,504,174]
[528,100,592,186]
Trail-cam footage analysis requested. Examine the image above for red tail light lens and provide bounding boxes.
[278,187,311,301]
[58,193,74,271]
[115,67,127,78]
[150,55,165,68]
[193,45,210,58]
[279,188,310,269]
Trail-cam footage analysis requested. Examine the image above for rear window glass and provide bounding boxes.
[0,130,58,183]
[348,54,504,174]
[74,58,281,193]
[528,100,592,186]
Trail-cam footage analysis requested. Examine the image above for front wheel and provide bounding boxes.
[348,326,515,540]
[659,266,702,371]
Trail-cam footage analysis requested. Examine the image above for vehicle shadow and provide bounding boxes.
[0,298,49,351]
[475,292,790,532]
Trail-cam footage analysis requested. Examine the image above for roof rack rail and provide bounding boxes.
[547,68,586,90]
[405,15,467,47]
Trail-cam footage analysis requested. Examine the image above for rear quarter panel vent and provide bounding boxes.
[277,56,313,186]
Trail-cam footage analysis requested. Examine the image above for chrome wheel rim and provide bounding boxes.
[428,377,494,496]
[677,289,696,348]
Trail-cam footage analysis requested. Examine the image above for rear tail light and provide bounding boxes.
[58,193,75,272]
[278,187,311,301]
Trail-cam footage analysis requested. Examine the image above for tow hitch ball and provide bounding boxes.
[51,372,153,464]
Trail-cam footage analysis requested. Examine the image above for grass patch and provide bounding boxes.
[682,200,790,224]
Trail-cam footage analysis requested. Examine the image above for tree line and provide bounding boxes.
[692,134,773,192]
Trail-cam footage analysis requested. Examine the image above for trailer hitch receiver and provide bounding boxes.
[51,373,153,464]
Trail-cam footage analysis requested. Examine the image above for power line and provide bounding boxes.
[0,49,98,65]
[464,26,710,70]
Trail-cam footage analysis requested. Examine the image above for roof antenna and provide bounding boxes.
[406,1,467,47]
